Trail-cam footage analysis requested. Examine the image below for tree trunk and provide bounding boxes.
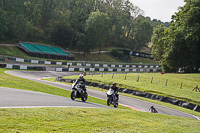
[70,31,75,50]
[2,0,5,9]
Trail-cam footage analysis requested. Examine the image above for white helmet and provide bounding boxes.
[79,74,84,79]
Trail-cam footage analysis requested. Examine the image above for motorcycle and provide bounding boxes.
[106,88,118,108]
[71,81,88,102]
[149,108,158,113]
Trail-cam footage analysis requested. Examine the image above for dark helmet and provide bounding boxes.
[113,82,116,86]
[151,106,154,108]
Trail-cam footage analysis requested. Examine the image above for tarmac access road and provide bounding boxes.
[4,70,199,120]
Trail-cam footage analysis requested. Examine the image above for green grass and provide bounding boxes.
[74,53,157,63]
[61,73,200,106]
[0,108,200,133]
[0,46,29,57]
[0,68,127,109]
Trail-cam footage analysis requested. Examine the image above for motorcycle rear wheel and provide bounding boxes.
[81,92,88,102]
[114,102,118,108]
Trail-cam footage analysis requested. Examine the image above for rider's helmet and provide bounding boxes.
[151,106,154,108]
[113,82,116,87]
[79,74,84,79]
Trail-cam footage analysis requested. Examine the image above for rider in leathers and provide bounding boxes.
[74,74,86,91]
[111,82,119,101]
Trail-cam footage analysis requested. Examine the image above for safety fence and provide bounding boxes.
[55,67,160,72]
[0,56,161,69]
[0,63,46,71]
[0,63,161,72]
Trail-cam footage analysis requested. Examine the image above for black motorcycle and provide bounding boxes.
[71,82,88,102]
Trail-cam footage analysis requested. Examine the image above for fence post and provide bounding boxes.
[180,82,183,89]
[165,79,168,86]
[112,73,114,79]
[137,75,140,82]
[125,73,127,80]
[151,77,153,83]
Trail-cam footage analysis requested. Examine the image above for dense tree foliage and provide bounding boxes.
[85,10,111,54]
[152,0,200,73]
[0,8,7,39]
[0,0,161,53]
[134,16,153,51]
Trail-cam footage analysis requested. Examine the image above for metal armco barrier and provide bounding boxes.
[0,63,46,71]
[0,56,161,69]
[55,67,160,72]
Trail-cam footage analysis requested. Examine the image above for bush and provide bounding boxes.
[111,49,124,59]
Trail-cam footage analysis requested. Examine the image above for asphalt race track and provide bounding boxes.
[0,87,110,109]
[3,70,199,120]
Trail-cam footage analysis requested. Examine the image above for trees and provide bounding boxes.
[134,16,153,51]
[152,0,200,72]
[1,0,157,56]
[151,25,165,60]
[50,24,73,48]
[75,32,89,55]
[85,10,111,54]
[0,8,8,40]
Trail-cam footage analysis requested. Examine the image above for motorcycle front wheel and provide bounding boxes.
[107,97,112,106]
[71,91,76,100]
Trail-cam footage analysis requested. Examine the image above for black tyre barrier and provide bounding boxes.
[193,105,200,112]
[182,103,196,110]
[118,88,124,93]
[33,66,46,71]
[57,78,200,112]
[85,82,92,86]
[0,63,6,68]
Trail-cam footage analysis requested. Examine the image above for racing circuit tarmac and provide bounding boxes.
[2,70,199,120]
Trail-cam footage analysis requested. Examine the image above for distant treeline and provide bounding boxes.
[0,0,168,54]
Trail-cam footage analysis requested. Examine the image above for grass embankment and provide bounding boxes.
[63,73,200,105]
[0,46,29,58]
[0,108,200,133]
[74,53,157,63]
[0,46,68,62]
[0,68,124,108]
[0,46,157,63]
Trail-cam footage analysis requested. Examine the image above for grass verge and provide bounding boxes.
[0,108,200,133]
